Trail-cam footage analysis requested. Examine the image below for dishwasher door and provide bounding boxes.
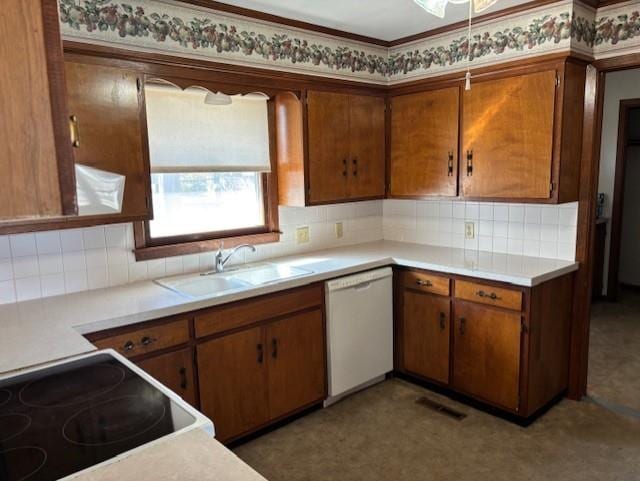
[325,268,393,402]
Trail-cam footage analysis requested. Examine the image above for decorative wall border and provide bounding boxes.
[58,0,640,83]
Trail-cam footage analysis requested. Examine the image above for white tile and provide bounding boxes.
[559,206,578,226]
[558,225,577,244]
[0,280,16,304]
[417,218,438,232]
[508,205,525,223]
[525,205,542,224]
[0,259,13,281]
[105,224,128,248]
[493,221,508,238]
[0,237,10,258]
[60,229,84,253]
[64,270,88,293]
[479,203,494,221]
[524,223,541,241]
[12,256,39,279]
[107,247,128,266]
[452,220,465,235]
[62,251,86,272]
[108,264,129,286]
[182,254,200,273]
[493,237,508,253]
[541,206,559,225]
[199,253,216,271]
[557,242,576,261]
[129,262,148,282]
[438,201,453,218]
[38,254,63,275]
[507,238,524,255]
[87,267,109,290]
[478,236,493,252]
[465,202,479,219]
[10,233,37,257]
[165,257,184,276]
[478,220,493,236]
[35,231,61,255]
[493,204,509,222]
[540,224,559,242]
[41,274,66,297]
[540,241,558,259]
[85,248,107,268]
[437,231,452,247]
[452,202,465,219]
[83,226,106,249]
[15,277,42,301]
[417,201,439,218]
[464,237,479,250]
[451,234,465,248]
[147,259,166,279]
[438,217,453,233]
[507,222,525,240]
[523,240,541,257]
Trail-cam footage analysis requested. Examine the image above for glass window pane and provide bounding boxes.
[148,172,265,239]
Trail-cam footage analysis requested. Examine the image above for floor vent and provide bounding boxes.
[416,397,467,421]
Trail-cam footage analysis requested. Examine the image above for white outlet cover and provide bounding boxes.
[465,222,475,239]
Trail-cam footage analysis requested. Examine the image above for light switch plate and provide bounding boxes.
[465,222,475,239]
[296,226,310,244]
[335,222,344,239]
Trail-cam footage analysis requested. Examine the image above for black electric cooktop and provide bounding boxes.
[0,353,196,481]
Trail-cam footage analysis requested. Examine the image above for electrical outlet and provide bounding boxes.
[465,222,475,239]
[296,226,310,244]
[335,222,344,239]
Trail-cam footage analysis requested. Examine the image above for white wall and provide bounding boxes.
[597,68,640,294]
[619,145,640,286]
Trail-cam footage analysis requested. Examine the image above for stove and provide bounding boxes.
[0,350,213,481]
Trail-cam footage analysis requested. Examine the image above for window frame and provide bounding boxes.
[133,76,280,261]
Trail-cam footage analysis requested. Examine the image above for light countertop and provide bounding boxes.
[0,240,578,375]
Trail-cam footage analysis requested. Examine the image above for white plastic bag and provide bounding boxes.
[75,164,125,216]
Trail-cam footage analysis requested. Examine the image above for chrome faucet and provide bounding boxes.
[202,244,256,275]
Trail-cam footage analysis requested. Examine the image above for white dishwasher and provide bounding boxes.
[325,267,394,405]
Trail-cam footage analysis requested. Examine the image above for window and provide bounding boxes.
[134,79,279,259]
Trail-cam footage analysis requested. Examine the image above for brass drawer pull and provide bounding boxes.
[439,312,446,330]
[69,115,80,148]
[466,150,473,176]
[179,367,188,390]
[123,340,135,352]
[140,336,157,346]
[477,290,501,301]
[342,159,348,177]
[447,151,454,176]
[416,279,433,287]
[257,343,264,364]
[353,158,358,177]
[272,338,278,359]
[459,317,466,336]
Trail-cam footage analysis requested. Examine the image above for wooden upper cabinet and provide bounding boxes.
[461,70,556,200]
[65,60,152,221]
[390,87,459,197]
[0,0,76,222]
[276,90,386,206]
[306,91,350,203]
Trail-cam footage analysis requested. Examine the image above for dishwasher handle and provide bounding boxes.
[353,281,372,291]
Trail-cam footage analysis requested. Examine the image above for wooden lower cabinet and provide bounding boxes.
[452,302,522,411]
[137,348,197,407]
[197,326,270,442]
[402,290,450,384]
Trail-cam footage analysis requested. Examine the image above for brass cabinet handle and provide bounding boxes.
[416,279,433,287]
[123,340,135,352]
[179,367,188,390]
[342,159,348,177]
[477,290,501,301]
[459,318,466,336]
[140,336,157,346]
[271,338,278,359]
[448,151,454,176]
[257,343,264,364]
[69,115,80,148]
[439,312,446,330]
[466,150,473,176]
[353,158,358,177]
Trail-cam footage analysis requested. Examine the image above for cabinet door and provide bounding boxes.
[137,348,196,407]
[266,310,325,420]
[0,0,76,221]
[461,70,556,199]
[453,302,522,411]
[348,95,386,199]
[390,88,459,197]
[65,61,151,219]
[197,327,268,442]
[402,291,450,384]
[306,91,350,203]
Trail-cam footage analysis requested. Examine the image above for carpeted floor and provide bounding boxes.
[234,293,640,481]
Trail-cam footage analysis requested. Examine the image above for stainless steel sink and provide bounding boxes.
[155,263,313,299]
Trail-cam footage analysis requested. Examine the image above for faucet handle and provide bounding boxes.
[216,241,224,256]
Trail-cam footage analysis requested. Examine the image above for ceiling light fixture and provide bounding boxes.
[412,0,497,19]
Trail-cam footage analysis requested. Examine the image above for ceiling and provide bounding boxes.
[216,0,534,42]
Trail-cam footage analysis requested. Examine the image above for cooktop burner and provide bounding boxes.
[0,353,196,481]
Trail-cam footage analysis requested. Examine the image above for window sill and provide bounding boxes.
[133,231,280,262]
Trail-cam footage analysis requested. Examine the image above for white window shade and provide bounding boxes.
[145,84,271,173]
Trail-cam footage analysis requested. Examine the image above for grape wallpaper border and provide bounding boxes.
[58,0,640,83]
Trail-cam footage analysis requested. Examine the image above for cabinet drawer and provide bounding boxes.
[455,280,522,311]
[92,318,190,358]
[402,271,450,296]
[195,284,323,338]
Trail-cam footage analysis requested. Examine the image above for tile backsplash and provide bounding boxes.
[383,199,578,261]
[0,198,578,304]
